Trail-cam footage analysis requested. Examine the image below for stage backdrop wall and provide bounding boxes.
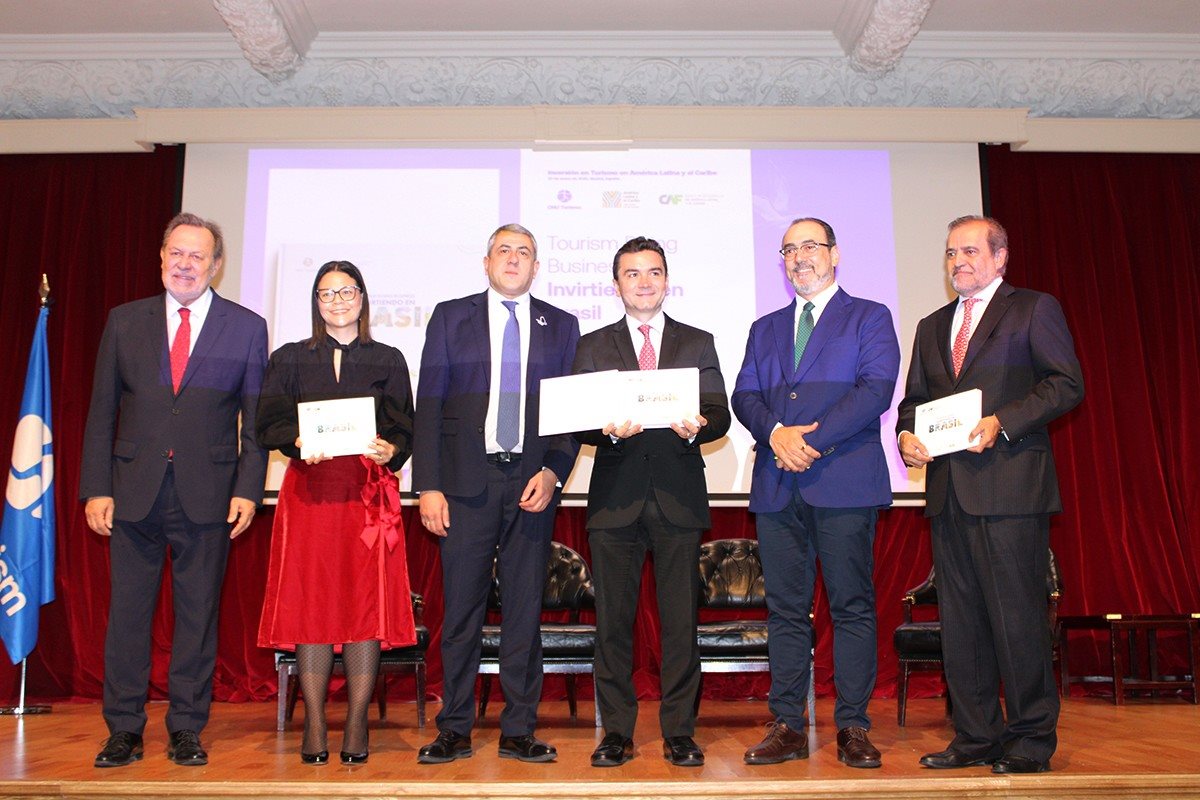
[1,144,1198,710]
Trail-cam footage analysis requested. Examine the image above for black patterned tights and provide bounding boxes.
[295,640,381,755]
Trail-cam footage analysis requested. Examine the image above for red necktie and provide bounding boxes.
[951,298,978,378]
[171,307,191,393]
[638,324,656,370]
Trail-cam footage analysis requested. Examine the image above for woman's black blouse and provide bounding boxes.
[255,336,414,473]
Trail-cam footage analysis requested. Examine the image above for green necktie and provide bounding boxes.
[794,301,815,371]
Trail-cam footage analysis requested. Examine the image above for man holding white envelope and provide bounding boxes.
[896,215,1083,775]
[571,236,729,768]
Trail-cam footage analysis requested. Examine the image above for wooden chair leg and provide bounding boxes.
[286,669,301,724]
[478,674,493,720]
[416,662,427,728]
[565,674,578,720]
[277,662,290,731]
[376,672,387,721]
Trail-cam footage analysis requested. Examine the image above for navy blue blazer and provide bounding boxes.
[412,291,581,497]
[733,287,900,512]
[79,291,269,524]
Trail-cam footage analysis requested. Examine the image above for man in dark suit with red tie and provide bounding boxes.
[897,215,1083,774]
[80,212,268,768]
[571,236,730,768]
[414,223,580,765]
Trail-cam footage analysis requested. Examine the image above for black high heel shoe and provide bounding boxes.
[300,750,329,765]
[340,749,368,765]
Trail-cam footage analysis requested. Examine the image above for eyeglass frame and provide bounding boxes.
[779,241,833,260]
[314,285,363,303]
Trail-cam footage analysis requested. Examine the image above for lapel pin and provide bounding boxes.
[536,315,547,326]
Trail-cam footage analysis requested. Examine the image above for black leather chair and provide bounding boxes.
[477,541,598,725]
[275,592,429,730]
[893,549,1062,726]
[695,538,814,723]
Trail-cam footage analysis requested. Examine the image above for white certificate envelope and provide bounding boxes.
[538,371,620,436]
[539,368,700,436]
[297,396,376,459]
[614,367,700,429]
[914,388,983,457]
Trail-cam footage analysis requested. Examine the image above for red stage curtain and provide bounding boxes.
[2,145,1197,709]
[0,147,182,700]
[983,145,1200,682]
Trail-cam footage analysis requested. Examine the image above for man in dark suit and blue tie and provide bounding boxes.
[414,223,580,764]
[81,212,268,768]
[571,236,730,768]
[733,217,899,769]
[897,216,1083,774]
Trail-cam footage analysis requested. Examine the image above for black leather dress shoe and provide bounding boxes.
[300,750,329,765]
[663,735,704,767]
[418,730,473,764]
[836,727,881,769]
[591,733,635,767]
[94,731,143,768]
[498,734,557,763]
[167,730,208,766]
[919,748,999,769]
[992,754,1049,774]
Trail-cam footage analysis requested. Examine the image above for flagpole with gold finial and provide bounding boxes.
[0,276,53,716]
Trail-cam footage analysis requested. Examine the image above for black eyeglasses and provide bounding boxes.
[779,242,832,259]
[315,286,362,303]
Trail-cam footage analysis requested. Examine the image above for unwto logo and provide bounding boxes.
[5,414,53,521]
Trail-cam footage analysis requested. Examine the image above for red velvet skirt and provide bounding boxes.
[257,456,416,650]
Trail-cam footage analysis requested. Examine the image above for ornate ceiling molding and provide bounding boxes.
[835,0,934,75]
[1,31,1197,120]
[211,0,315,81]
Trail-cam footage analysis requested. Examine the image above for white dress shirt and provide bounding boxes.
[165,288,213,354]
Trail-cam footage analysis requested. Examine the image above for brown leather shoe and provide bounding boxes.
[744,720,808,765]
[836,726,881,768]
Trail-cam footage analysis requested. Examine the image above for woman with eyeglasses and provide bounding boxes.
[255,260,416,766]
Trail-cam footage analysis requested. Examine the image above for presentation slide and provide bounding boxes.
[182,139,981,503]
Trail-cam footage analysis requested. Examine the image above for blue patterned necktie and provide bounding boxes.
[794,301,815,371]
[497,300,521,451]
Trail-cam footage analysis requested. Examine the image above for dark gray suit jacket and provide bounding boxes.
[79,291,269,524]
[896,281,1084,517]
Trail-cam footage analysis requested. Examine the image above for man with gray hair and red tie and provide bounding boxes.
[897,215,1083,774]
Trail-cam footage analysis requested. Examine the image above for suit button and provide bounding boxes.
[172,408,180,415]
[789,392,798,400]
[643,455,650,461]
[477,426,484,434]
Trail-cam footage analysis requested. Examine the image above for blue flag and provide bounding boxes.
[0,306,56,664]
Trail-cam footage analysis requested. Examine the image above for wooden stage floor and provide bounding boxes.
[2,696,1198,800]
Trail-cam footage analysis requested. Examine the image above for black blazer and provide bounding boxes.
[79,292,269,524]
[896,281,1084,517]
[572,315,730,531]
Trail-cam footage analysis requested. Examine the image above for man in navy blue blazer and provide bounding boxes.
[414,224,580,765]
[81,213,268,768]
[733,217,899,769]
